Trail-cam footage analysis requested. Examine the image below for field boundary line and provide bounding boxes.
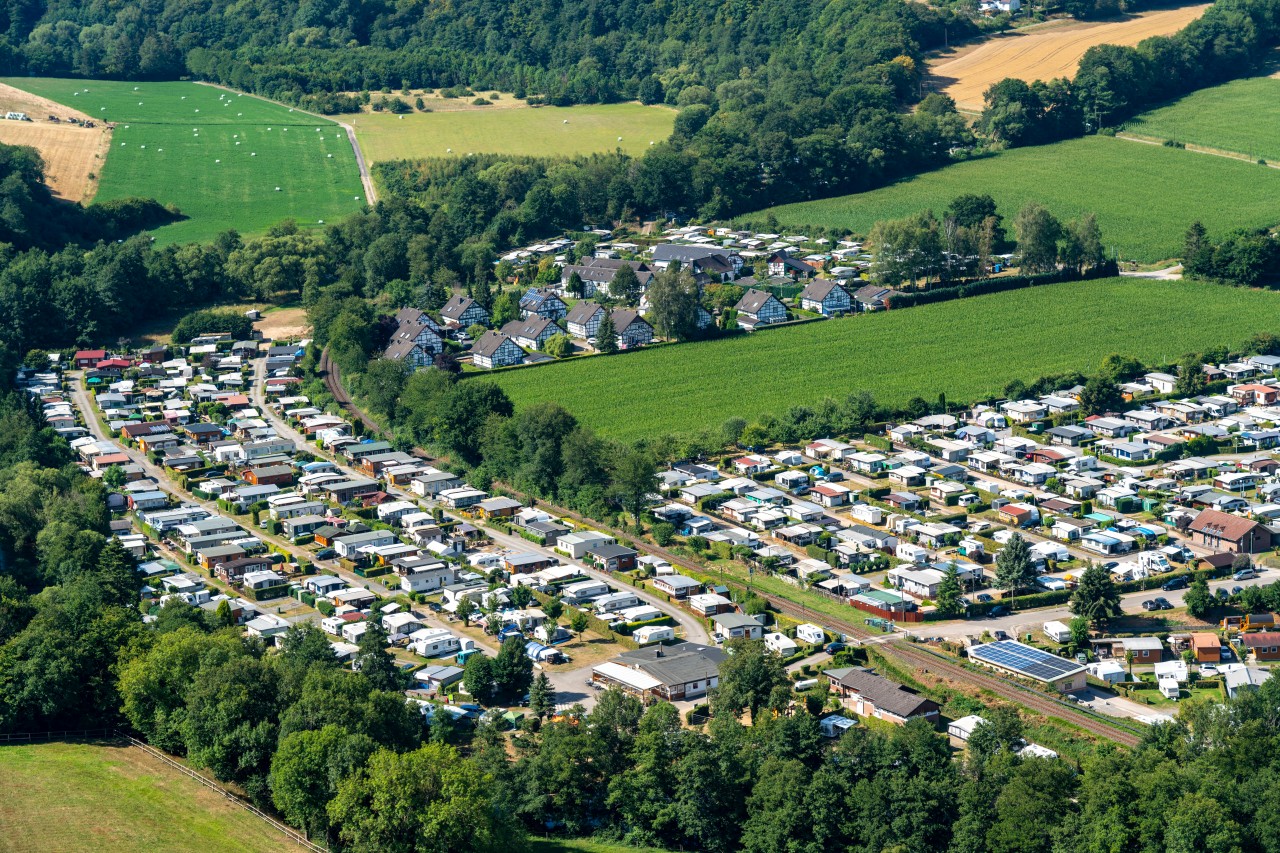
[1115,131,1280,169]
[194,80,377,204]
[117,733,325,853]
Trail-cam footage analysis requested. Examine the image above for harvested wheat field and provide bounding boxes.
[930,4,1210,112]
[0,81,109,200]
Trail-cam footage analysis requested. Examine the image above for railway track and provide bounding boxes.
[878,639,1142,747]
[751,587,1144,746]
[318,348,1144,746]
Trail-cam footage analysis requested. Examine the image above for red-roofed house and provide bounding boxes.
[74,349,107,368]
[1230,384,1280,406]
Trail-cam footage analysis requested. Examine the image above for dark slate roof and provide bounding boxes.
[652,244,725,264]
[735,288,781,314]
[825,667,939,718]
[566,300,605,325]
[799,279,845,302]
[471,331,520,358]
[610,309,649,332]
[501,317,560,340]
[441,295,483,321]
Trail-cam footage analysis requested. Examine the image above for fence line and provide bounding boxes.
[0,729,115,743]
[117,734,327,853]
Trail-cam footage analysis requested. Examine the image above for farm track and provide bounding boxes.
[322,348,1145,745]
[929,4,1210,111]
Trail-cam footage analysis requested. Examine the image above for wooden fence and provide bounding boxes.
[117,734,327,852]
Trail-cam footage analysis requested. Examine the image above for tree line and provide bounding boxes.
[868,194,1107,286]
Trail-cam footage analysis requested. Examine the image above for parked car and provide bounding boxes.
[989,605,1010,617]
[976,593,994,604]
[1231,586,1244,596]
[993,630,1011,641]
[315,548,337,560]
[1162,576,1189,591]
[1142,599,1159,612]
[1101,561,1120,571]
[1152,597,1173,610]
[825,642,846,654]
[1233,567,1258,581]
[1200,664,1219,677]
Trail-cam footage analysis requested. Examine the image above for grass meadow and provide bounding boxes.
[488,278,1280,441]
[0,741,308,852]
[1122,76,1280,162]
[1,78,366,245]
[752,136,1280,262]
[349,102,675,163]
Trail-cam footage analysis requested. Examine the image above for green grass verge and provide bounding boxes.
[1123,76,1280,162]
[0,741,309,852]
[749,136,1280,262]
[1,77,366,245]
[350,102,675,163]
[487,277,1280,441]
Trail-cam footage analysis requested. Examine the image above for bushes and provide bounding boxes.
[172,309,255,344]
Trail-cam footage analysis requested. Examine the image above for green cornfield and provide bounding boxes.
[1122,76,1280,163]
[488,277,1280,441]
[750,136,1280,262]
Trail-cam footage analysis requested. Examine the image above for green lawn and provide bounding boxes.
[2,78,366,245]
[487,277,1280,441]
[0,741,309,852]
[1123,76,1280,162]
[350,102,675,163]
[750,136,1280,262]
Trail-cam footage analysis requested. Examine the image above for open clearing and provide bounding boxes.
[929,4,1210,111]
[488,278,1280,441]
[350,102,676,164]
[0,81,108,200]
[752,136,1280,262]
[1122,76,1280,162]
[0,78,366,245]
[0,741,308,853]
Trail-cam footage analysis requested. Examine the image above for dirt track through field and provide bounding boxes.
[930,4,1211,111]
[0,82,109,201]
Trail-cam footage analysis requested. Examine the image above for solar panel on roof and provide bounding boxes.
[971,640,1083,681]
